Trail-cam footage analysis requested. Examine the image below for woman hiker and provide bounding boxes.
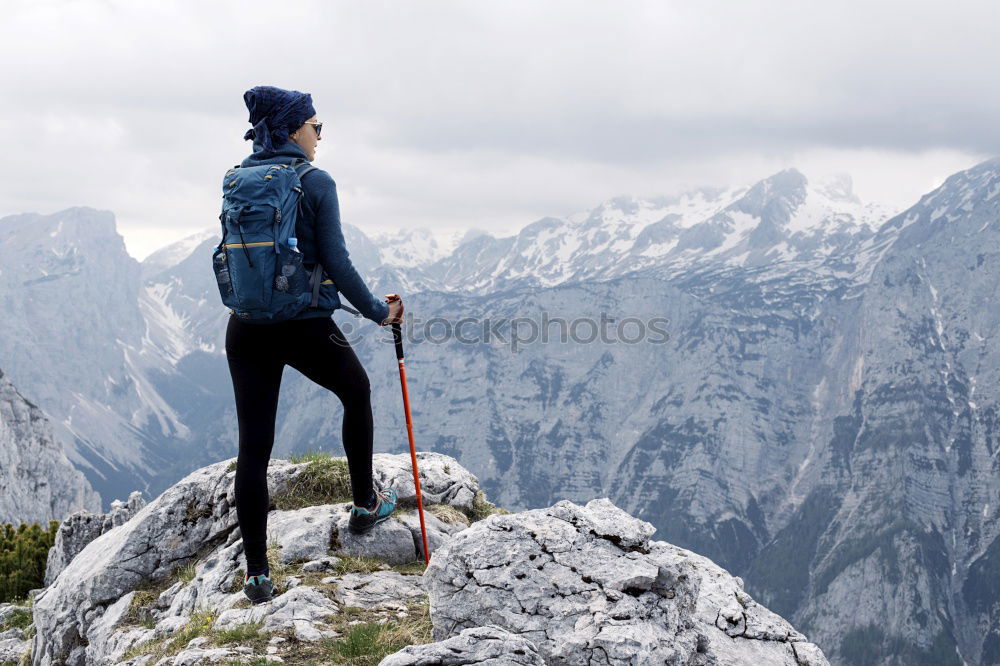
[225,85,404,604]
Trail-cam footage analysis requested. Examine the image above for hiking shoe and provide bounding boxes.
[349,479,397,534]
[243,572,274,604]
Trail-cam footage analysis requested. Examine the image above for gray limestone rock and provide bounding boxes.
[333,571,426,609]
[265,503,340,564]
[29,453,480,665]
[31,458,246,666]
[0,367,101,526]
[424,498,829,665]
[379,625,545,665]
[374,452,480,510]
[214,585,339,640]
[22,441,826,665]
[0,635,30,665]
[170,647,237,665]
[301,555,340,572]
[395,508,466,561]
[44,489,146,585]
[331,506,417,564]
[674,541,828,664]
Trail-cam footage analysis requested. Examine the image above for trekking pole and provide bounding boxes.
[387,296,431,564]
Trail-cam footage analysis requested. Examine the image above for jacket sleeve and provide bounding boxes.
[307,170,390,325]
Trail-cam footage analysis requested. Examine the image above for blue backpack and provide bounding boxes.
[212,160,327,322]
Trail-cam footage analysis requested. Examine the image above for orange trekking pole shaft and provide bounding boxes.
[389,304,430,564]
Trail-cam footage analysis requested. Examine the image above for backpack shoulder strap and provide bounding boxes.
[293,160,319,219]
[293,160,317,182]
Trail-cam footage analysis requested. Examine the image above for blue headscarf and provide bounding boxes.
[243,86,316,153]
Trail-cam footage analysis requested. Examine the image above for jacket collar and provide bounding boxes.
[240,140,309,168]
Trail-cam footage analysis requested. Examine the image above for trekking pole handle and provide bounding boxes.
[391,323,404,361]
[385,294,404,360]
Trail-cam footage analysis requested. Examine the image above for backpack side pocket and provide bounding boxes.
[212,244,235,305]
[274,242,307,297]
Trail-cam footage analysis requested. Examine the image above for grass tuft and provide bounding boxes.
[269,603,432,666]
[427,503,470,527]
[277,453,353,510]
[177,561,197,583]
[466,490,507,522]
[289,449,337,464]
[122,608,217,661]
[211,619,267,648]
[220,658,284,666]
[391,560,427,576]
[121,575,176,629]
[0,606,33,631]
[335,555,387,576]
[333,618,432,665]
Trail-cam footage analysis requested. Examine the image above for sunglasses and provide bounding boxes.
[304,121,323,137]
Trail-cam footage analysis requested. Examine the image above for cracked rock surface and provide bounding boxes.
[29,452,476,666]
[333,571,426,609]
[420,498,829,665]
[374,452,479,510]
[44,490,147,585]
[26,450,825,666]
[379,625,546,665]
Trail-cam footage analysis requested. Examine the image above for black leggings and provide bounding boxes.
[225,314,375,572]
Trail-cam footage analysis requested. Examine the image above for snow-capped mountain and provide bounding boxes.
[2,161,997,664]
[0,169,899,520]
[160,169,893,298]
[406,170,893,294]
[140,228,218,279]
[368,227,468,267]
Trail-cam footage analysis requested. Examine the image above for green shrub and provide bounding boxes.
[0,520,59,602]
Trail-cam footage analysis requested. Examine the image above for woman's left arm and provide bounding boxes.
[306,170,390,324]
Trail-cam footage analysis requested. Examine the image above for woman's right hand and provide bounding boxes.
[382,294,404,325]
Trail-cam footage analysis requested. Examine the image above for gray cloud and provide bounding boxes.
[1,0,995,259]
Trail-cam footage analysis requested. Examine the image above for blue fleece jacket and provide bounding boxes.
[240,141,390,325]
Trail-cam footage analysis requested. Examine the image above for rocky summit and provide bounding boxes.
[0,453,827,665]
[419,498,827,665]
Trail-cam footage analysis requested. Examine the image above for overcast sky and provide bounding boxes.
[2,0,997,260]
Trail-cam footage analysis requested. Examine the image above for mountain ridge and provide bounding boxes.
[1,158,997,664]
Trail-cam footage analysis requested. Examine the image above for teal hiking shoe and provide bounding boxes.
[349,479,397,534]
[243,572,274,604]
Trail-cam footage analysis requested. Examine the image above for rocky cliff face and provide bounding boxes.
[0,367,100,524]
[0,208,175,508]
[761,158,1000,665]
[8,454,824,665]
[2,161,997,664]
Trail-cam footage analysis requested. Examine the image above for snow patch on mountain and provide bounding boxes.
[369,227,468,266]
[139,280,197,364]
[141,228,218,278]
